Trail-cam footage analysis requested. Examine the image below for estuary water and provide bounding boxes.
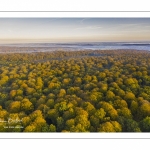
[1,42,150,53]
[53,42,150,51]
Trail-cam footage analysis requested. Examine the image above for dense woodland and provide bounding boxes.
[0,49,150,132]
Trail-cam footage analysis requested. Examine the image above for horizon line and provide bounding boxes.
[0,41,150,45]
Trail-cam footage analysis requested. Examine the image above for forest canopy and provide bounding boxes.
[0,49,150,132]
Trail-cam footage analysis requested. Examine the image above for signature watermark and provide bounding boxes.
[0,118,24,129]
[3,125,24,129]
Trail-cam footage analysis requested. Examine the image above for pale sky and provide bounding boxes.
[0,18,150,43]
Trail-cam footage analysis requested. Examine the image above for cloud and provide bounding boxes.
[143,25,150,28]
[80,18,87,24]
[119,23,150,29]
[119,23,139,27]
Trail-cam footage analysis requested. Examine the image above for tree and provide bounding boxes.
[98,83,108,93]
[6,113,23,132]
[46,99,54,108]
[106,90,115,101]
[49,124,56,132]
[24,124,36,132]
[90,115,99,129]
[70,123,87,132]
[74,108,90,131]
[62,78,70,86]
[82,102,95,116]
[139,116,150,132]
[89,91,103,104]
[113,99,128,109]
[99,101,114,112]
[55,101,68,115]
[83,75,92,83]
[57,89,66,98]
[9,90,17,99]
[22,116,31,127]
[36,97,46,108]
[75,115,90,131]
[26,87,35,95]
[34,117,47,131]
[75,107,88,117]
[111,121,122,132]
[117,108,132,119]
[56,117,64,132]
[94,108,106,121]
[65,119,75,130]
[117,89,125,98]
[124,78,136,85]
[20,98,34,114]
[107,108,118,120]
[125,119,141,132]
[47,109,59,124]
[98,121,122,132]
[0,108,8,119]
[130,100,138,117]
[137,103,150,120]
[63,108,75,121]
[8,101,21,113]
[117,117,141,132]
[0,108,8,131]
[16,89,23,96]
[98,72,106,80]
[36,77,43,90]
[30,110,43,121]
[124,92,136,105]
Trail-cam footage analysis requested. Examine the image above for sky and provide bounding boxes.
[0,18,150,43]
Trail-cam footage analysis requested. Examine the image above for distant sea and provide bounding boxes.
[53,42,150,51]
[1,42,150,52]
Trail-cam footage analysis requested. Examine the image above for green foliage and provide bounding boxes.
[56,117,64,132]
[139,117,150,132]
[117,117,141,132]
[49,124,56,132]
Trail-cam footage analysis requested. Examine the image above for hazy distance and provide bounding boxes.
[0,18,150,44]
